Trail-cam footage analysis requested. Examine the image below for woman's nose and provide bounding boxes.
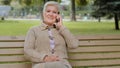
[48,12,54,16]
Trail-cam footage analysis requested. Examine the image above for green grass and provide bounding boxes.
[65,21,120,35]
[0,20,120,36]
[0,20,39,36]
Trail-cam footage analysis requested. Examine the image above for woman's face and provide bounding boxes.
[43,5,58,26]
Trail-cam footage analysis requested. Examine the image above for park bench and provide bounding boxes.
[0,35,120,68]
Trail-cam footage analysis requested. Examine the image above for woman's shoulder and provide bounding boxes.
[28,25,40,31]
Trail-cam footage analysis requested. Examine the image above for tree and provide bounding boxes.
[75,0,88,6]
[19,0,44,16]
[71,0,89,21]
[93,0,120,30]
[71,0,76,21]
[1,0,11,5]
[20,0,32,6]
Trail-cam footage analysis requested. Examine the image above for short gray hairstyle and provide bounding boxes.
[43,1,61,13]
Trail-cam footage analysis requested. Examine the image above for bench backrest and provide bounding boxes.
[0,35,120,68]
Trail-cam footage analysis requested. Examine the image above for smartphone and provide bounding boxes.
[55,18,59,23]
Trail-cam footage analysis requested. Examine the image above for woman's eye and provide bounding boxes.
[53,11,57,14]
[47,10,50,12]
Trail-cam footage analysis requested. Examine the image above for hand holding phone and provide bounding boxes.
[56,17,60,23]
[53,12,63,29]
[55,12,60,23]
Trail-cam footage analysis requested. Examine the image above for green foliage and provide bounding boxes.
[1,0,11,5]
[75,0,88,6]
[19,0,32,6]
[18,0,43,7]
[24,0,32,6]
[93,0,120,30]
[93,0,120,16]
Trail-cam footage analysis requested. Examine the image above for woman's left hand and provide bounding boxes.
[43,55,60,62]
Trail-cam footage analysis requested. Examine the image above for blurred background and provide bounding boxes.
[0,0,119,22]
[0,0,94,20]
[0,0,120,33]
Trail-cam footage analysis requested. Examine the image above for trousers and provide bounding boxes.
[32,61,71,68]
[45,61,69,68]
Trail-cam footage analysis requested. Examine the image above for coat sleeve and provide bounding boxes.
[24,28,46,62]
[59,26,79,48]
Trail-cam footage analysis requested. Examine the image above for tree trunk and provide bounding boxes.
[71,0,76,21]
[98,16,101,22]
[114,13,119,30]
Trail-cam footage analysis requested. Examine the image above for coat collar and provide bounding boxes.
[40,23,55,31]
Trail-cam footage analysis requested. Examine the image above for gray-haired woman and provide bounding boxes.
[24,1,79,68]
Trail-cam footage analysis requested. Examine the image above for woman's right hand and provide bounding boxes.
[43,55,60,62]
[54,15,63,30]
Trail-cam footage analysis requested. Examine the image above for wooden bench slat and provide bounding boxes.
[0,35,120,42]
[76,35,120,40]
[68,46,120,52]
[79,40,120,46]
[1,52,120,62]
[0,56,27,62]
[70,59,120,66]
[0,42,24,48]
[69,52,120,60]
[0,36,24,42]
[0,49,23,54]
[1,46,120,55]
[0,40,120,48]
[0,51,120,62]
[0,63,31,68]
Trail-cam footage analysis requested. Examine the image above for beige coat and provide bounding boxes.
[24,23,79,68]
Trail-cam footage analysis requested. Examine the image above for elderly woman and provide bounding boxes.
[24,1,79,68]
